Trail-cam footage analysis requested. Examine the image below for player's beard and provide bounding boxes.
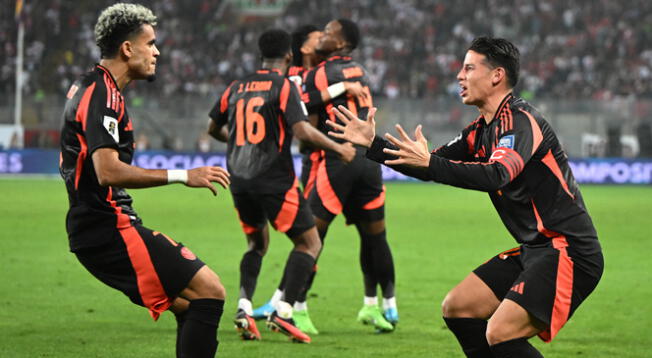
[146,74,156,82]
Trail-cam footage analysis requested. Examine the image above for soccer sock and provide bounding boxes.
[364,296,378,306]
[178,298,224,358]
[489,337,544,358]
[239,250,262,300]
[270,288,284,306]
[294,300,308,311]
[382,297,397,310]
[359,233,378,297]
[296,264,318,302]
[360,230,395,298]
[174,311,187,358]
[443,317,492,358]
[281,250,315,306]
[237,298,253,316]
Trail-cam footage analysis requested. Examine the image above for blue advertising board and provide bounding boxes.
[2,149,651,185]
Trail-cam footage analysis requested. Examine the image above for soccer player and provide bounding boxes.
[328,36,604,357]
[59,4,230,358]
[207,28,355,343]
[252,24,369,335]
[302,19,399,333]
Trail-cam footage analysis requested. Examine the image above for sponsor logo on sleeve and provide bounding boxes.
[103,116,119,143]
[498,134,514,149]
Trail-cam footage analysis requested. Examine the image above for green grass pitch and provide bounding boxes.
[1,179,650,357]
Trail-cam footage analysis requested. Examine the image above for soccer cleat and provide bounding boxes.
[357,304,394,332]
[234,310,261,341]
[383,307,399,327]
[251,301,275,320]
[266,312,311,343]
[293,309,319,335]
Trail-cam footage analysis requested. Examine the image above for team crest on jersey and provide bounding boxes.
[103,116,119,143]
[498,135,514,149]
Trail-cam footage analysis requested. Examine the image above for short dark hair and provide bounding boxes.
[468,36,520,88]
[95,3,157,59]
[258,29,291,60]
[291,25,319,66]
[337,18,360,51]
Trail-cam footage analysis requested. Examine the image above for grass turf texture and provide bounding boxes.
[1,179,650,357]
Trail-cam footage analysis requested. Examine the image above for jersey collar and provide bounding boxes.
[95,64,120,91]
[327,55,352,62]
[481,93,513,125]
[257,68,283,75]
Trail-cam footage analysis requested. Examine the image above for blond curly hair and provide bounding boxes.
[94,3,157,58]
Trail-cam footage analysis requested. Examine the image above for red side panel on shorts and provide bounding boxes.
[119,226,171,320]
[362,185,386,210]
[274,178,300,233]
[533,201,575,342]
[303,150,322,199]
[235,208,259,234]
[316,157,343,215]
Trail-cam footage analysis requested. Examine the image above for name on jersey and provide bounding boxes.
[238,81,272,93]
[343,67,363,79]
[498,135,515,149]
[103,116,120,143]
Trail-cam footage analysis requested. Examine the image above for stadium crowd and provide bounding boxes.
[2,0,652,104]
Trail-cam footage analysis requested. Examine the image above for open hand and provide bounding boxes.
[327,105,377,148]
[383,124,430,168]
[187,166,230,196]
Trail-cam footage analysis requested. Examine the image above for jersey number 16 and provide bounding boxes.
[235,97,265,146]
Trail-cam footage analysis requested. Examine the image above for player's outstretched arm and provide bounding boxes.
[327,105,376,148]
[92,148,230,195]
[383,124,431,168]
[293,120,356,163]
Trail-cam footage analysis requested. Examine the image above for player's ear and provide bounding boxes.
[284,52,292,65]
[119,40,133,60]
[492,67,505,86]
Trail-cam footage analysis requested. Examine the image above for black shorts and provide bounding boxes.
[232,179,315,238]
[473,238,603,342]
[75,225,205,320]
[309,152,385,224]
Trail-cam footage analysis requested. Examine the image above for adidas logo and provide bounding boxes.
[510,282,524,294]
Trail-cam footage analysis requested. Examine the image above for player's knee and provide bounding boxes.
[441,290,471,317]
[485,321,509,346]
[195,268,226,300]
[292,228,322,257]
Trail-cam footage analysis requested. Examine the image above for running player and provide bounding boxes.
[252,24,369,335]
[303,19,399,333]
[208,28,355,343]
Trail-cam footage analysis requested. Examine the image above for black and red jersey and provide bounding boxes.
[60,64,140,252]
[367,94,600,254]
[303,55,373,142]
[209,68,309,193]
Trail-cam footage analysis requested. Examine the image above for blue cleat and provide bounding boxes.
[383,307,399,327]
[252,301,275,320]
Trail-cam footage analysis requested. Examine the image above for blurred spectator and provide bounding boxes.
[3,0,652,103]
